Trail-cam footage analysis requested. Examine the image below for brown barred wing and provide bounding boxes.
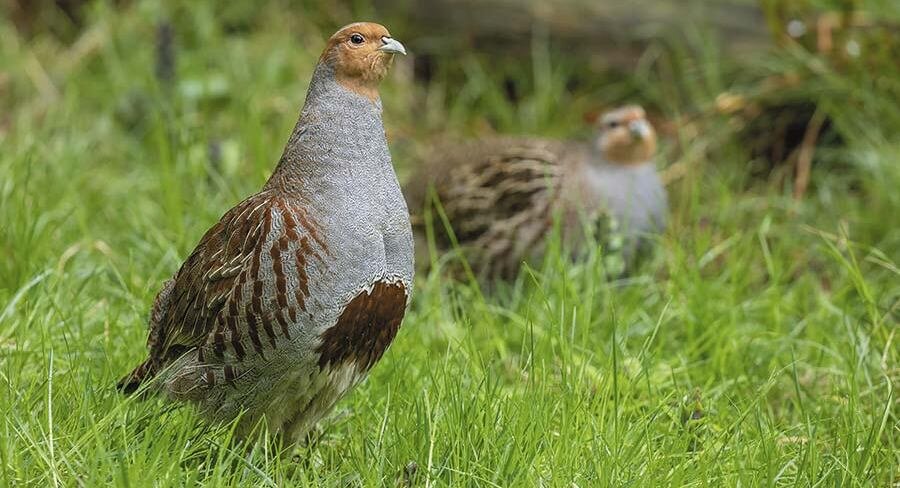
[150,193,328,374]
[437,139,565,277]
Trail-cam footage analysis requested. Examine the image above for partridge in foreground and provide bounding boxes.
[406,105,666,279]
[118,23,413,443]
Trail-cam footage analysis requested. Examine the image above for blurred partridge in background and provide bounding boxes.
[118,22,413,444]
[406,105,666,280]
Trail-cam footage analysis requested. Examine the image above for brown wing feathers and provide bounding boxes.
[118,194,325,393]
[410,138,566,278]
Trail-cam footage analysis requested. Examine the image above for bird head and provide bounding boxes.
[595,105,657,165]
[318,22,406,101]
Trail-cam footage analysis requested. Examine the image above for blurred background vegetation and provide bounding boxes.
[2,0,898,286]
[3,0,899,202]
[0,0,897,485]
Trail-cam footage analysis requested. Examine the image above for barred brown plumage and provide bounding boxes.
[117,22,413,445]
[406,105,667,280]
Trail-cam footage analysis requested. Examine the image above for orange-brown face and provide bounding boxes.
[596,105,657,165]
[319,22,406,101]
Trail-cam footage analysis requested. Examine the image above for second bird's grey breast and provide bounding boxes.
[592,163,667,237]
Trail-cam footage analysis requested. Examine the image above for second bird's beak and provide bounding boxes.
[378,37,407,55]
[629,120,652,140]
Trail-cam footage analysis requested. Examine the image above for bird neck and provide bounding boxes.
[266,62,389,191]
[593,159,655,171]
[590,144,654,170]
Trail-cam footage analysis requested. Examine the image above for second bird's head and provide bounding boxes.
[595,105,657,165]
[319,22,406,100]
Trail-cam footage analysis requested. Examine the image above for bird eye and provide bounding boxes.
[350,34,365,45]
[606,121,620,129]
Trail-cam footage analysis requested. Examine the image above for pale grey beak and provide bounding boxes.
[378,37,407,55]
[629,119,652,139]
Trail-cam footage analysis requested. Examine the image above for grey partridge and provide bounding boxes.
[406,105,666,279]
[118,22,413,444]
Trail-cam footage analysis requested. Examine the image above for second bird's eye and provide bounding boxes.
[350,34,365,45]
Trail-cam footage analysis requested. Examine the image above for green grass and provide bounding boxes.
[1,1,898,486]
